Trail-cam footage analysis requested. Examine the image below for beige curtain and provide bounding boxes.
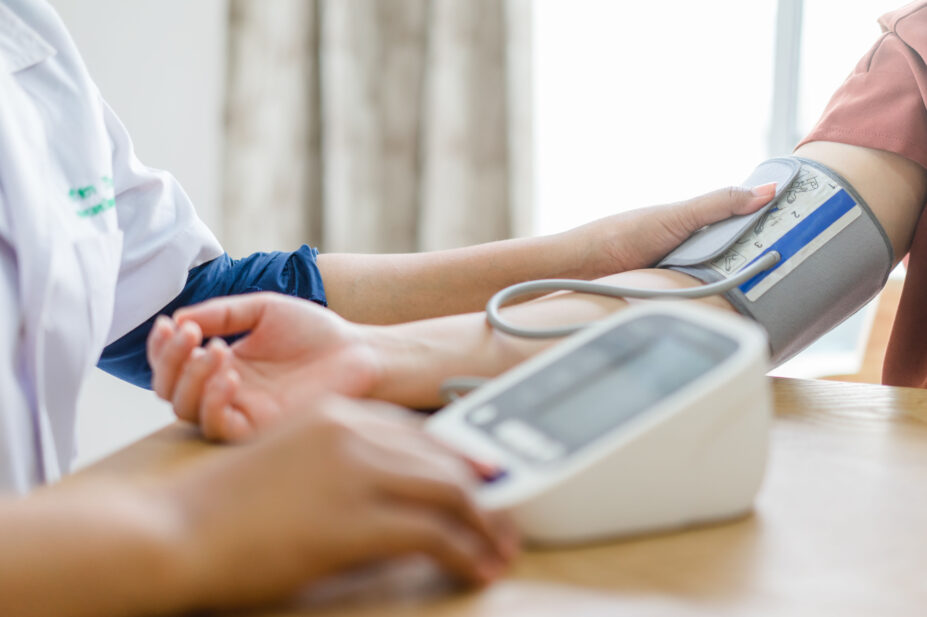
[223,0,532,257]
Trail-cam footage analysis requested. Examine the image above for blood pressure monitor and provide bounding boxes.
[426,303,771,545]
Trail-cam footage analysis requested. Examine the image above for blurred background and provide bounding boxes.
[55,0,906,466]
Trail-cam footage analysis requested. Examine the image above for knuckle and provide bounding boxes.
[312,411,357,453]
[418,517,454,552]
[191,356,212,378]
[666,204,700,235]
[440,481,469,508]
[723,185,749,203]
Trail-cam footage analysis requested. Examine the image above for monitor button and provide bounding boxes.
[469,404,499,425]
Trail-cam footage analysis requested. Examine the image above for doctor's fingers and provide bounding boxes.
[172,339,230,423]
[344,427,515,560]
[373,464,517,563]
[151,320,204,401]
[365,505,507,585]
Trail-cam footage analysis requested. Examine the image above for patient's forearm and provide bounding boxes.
[366,268,733,408]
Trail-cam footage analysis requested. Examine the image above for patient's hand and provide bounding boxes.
[148,293,380,441]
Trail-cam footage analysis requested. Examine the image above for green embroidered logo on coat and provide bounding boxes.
[69,175,115,217]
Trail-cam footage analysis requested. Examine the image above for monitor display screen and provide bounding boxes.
[474,315,738,458]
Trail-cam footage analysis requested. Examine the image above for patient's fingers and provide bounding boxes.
[174,293,274,338]
[200,366,253,442]
[147,315,175,367]
[151,320,203,401]
[171,339,228,423]
[199,365,234,439]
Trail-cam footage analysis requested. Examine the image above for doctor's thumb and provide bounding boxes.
[679,183,777,233]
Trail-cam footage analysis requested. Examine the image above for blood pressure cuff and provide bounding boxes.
[98,245,327,389]
[659,157,893,365]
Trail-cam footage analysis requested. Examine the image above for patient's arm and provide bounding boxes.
[794,141,926,263]
[152,142,927,438]
[366,135,927,405]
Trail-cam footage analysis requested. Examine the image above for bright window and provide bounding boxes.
[534,1,777,235]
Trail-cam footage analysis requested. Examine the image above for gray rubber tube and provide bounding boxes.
[485,251,781,339]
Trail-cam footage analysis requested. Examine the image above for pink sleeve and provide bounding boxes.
[798,3,927,170]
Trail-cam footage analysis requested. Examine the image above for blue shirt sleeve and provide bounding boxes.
[98,245,326,389]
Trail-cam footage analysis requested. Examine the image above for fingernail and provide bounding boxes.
[151,323,168,342]
[751,182,777,198]
[470,458,502,480]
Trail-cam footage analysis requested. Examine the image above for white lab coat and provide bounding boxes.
[0,0,222,493]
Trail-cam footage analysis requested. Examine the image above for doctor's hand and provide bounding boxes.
[168,394,518,610]
[148,293,380,441]
[563,183,776,278]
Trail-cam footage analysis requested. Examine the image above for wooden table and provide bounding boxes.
[80,378,927,616]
